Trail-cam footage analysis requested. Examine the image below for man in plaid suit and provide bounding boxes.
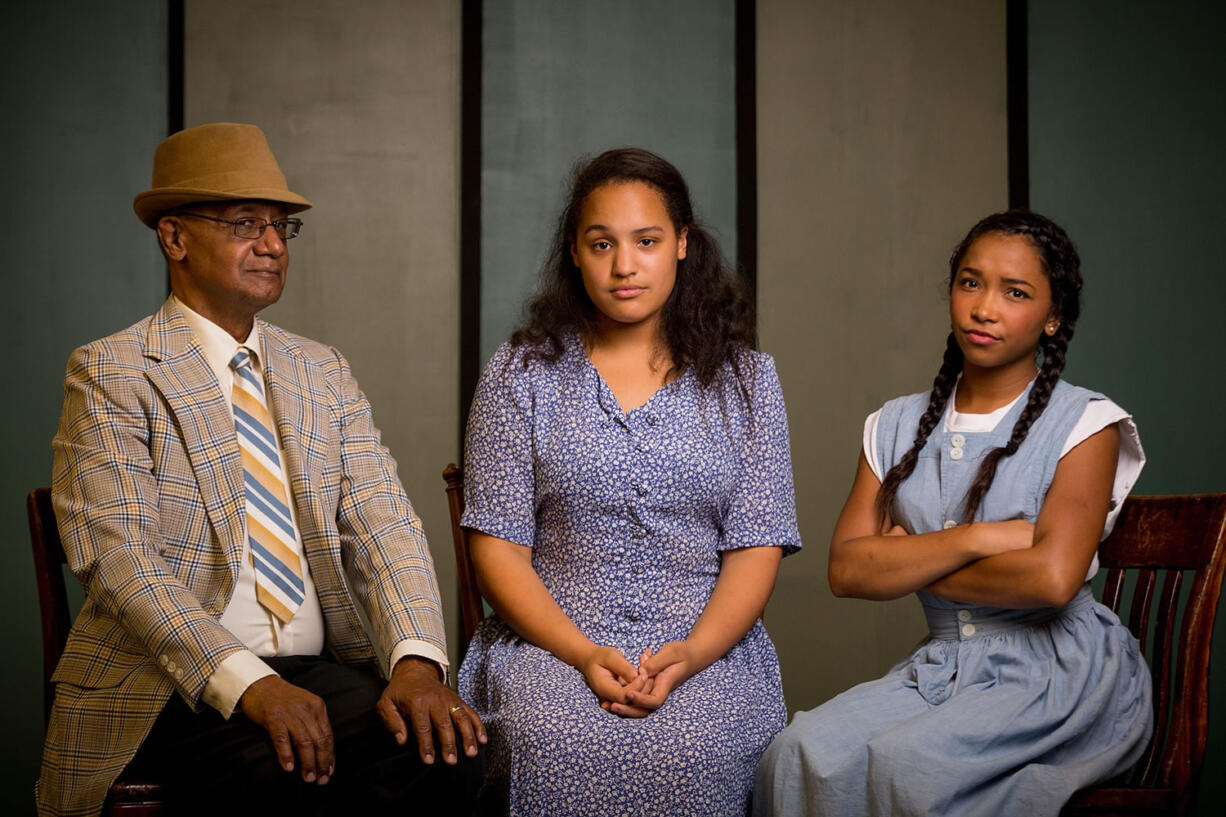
[37,123,484,816]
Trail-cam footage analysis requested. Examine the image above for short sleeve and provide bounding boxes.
[862,408,884,482]
[720,356,802,555]
[1060,397,1146,540]
[461,344,538,546]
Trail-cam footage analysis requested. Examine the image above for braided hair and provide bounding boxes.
[876,210,1083,525]
[511,148,757,400]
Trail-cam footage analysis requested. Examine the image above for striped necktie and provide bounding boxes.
[230,347,304,623]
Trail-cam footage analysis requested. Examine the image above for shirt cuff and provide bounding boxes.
[202,650,278,718]
[388,639,451,684]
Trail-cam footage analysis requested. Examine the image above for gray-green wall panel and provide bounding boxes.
[757,0,1008,715]
[185,0,465,666]
[480,0,737,364]
[0,2,168,809]
[1029,2,1226,811]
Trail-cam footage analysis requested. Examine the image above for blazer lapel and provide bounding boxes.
[261,324,331,556]
[143,300,246,574]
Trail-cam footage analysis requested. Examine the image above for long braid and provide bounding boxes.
[958,324,1071,522]
[884,209,1083,527]
[877,333,963,525]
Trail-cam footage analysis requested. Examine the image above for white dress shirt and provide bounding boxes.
[174,297,448,717]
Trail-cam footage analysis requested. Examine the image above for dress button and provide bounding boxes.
[627,611,640,622]
[175,668,184,680]
[166,660,177,673]
[956,609,972,623]
[943,520,957,530]
[961,623,976,637]
[632,566,644,575]
[950,447,964,460]
[951,433,966,447]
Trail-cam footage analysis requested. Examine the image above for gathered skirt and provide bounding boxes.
[753,586,1153,817]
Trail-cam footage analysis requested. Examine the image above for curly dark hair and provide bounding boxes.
[510,147,757,397]
[877,210,1084,525]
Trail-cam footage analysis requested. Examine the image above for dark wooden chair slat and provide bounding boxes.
[28,487,167,814]
[1062,494,1226,817]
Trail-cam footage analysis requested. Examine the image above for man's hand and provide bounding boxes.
[239,674,334,784]
[376,656,487,765]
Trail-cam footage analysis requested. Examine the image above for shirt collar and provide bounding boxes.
[171,294,263,384]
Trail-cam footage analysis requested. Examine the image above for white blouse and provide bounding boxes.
[862,385,1146,581]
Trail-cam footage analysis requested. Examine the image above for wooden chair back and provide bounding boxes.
[27,487,71,726]
[1063,493,1226,816]
[443,463,486,647]
[27,487,167,815]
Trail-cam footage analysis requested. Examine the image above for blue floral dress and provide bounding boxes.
[458,337,801,816]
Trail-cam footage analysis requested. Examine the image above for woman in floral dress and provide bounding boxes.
[458,148,801,816]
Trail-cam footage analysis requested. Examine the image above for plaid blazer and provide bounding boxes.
[37,299,447,816]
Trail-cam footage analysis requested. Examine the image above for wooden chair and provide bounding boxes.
[27,487,167,815]
[1062,493,1226,816]
[443,463,486,647]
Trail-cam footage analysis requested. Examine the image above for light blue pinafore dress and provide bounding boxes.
[754,380,1152,817]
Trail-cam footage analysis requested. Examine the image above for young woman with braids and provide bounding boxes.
[754,211,1152,817]
[458,148,800,815]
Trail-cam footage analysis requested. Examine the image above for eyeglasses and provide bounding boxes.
[177,211,303,240]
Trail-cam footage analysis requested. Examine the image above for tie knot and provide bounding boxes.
[230,347,255,372]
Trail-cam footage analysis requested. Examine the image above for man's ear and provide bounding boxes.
[156,216,188,261]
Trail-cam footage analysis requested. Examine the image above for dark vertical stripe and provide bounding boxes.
[167,0,184,135]
[459,0,483,454]
[1006,0,1029,209]
[735,0,758,305]
[166,0,184,297]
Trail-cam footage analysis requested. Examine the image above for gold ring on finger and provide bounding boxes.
[449,704,464,715]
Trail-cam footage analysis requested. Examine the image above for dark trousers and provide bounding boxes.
[126,655,481,815]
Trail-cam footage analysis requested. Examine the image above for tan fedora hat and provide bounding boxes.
[133,122,312,228]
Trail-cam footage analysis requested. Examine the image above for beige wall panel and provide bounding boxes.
[185,1,465,664]
[757,0,1008,712]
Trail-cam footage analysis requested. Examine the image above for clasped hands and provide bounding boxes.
[239,656,486,785]
[578,642,697,718]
